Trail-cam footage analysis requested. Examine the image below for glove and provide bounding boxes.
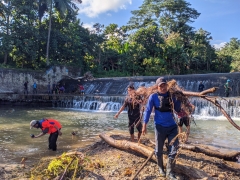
[30,134,35,138]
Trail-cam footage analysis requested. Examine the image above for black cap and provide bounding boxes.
[156,77,167,86]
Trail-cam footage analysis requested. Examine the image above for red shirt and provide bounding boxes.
[41,119,62,134]
[79,85,84,90]
[177,110,187,118]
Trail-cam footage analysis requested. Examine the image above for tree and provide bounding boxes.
[217,38,240,72]
[127,0,200,37]
[189,28,215,72]
[45,0,82,66]
[0,0,12,65]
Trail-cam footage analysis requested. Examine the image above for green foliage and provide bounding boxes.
[0,0,236,75]
[217,38,240,72]
[143,57,167,75]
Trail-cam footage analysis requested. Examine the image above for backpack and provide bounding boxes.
[155,92,171,112]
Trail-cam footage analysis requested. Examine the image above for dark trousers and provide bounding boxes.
[225,91,229,97]
[128,116,142,135]
[48,131,59,151]
[33,88,37,94]
[155,124,178,159]
[24,88,28,94]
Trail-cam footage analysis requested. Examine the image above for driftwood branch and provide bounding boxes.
[99,133,213,179]
[199,87,219,95]
[59,158,75,180]
[182,87,240,131]
[131,151,155,180]
[203,96,240,131]
[182,87,218,97]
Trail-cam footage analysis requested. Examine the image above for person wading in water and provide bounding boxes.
[30,118,62,151]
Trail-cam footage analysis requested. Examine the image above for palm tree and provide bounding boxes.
[42,0,82,65]
[1,0,11,65]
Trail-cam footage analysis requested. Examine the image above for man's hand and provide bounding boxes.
[114,113,119,119]
[142,123,147,135]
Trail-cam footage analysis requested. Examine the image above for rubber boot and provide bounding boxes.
[157,155,166,177]
[166,158,177,180]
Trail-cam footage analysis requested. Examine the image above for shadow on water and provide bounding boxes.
[0,106,239,165]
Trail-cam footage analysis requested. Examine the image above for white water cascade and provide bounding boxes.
[54,95,240,118]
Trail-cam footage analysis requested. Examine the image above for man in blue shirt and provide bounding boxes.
[33,82,37,94]
[142,77,181,180]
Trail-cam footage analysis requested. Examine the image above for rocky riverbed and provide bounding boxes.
[0,135,239,180]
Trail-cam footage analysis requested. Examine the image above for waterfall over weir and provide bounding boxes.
[62,72,240,97]
[56,95,125,112]
[57,73,240,119]
[54,95,240,118]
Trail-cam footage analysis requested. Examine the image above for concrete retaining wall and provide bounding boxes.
[0,66,79,94]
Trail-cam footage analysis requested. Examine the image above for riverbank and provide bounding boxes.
[1,135,239,180]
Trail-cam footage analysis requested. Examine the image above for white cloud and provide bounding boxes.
[82,22,95,30]
[78,0,132,18]
[213,42,227,49]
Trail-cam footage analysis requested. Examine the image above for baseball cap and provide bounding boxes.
[227,79,230,82]
[30,120,37,129]
[156,77,167,86]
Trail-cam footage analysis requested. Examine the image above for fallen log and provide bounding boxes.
[99,133,214,180]
[150,140,240,161]
[180,144,240,161]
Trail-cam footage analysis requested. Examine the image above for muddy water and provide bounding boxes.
[0,107,239,165]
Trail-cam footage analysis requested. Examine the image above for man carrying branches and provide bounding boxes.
[142,77,181,180]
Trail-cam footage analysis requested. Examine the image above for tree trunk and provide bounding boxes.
[3,53,8,64]
[46,0,52,66]
[3,8,10,65]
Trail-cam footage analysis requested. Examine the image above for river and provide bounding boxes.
[0,106,239,165]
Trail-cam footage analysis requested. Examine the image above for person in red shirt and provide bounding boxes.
[30,119,62,151]
[78,84,85,95]
[177,103,195,143]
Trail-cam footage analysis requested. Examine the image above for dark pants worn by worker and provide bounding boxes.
[128,116,142,134]
[48,131,59,151]
[155,124,178,179]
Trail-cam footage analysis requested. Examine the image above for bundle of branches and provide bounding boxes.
[131,79,240,131]
[133,79,194,115]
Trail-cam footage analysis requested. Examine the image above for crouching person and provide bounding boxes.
[30,118,62,151]
[142,77,181,180]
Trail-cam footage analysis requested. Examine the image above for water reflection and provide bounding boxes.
[0,107,239,165]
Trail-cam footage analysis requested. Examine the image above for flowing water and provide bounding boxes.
[0,106,240,165]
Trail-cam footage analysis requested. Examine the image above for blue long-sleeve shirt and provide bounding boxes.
[143,92,181,127]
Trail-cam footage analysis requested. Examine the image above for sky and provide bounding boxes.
[76,0,240,48]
